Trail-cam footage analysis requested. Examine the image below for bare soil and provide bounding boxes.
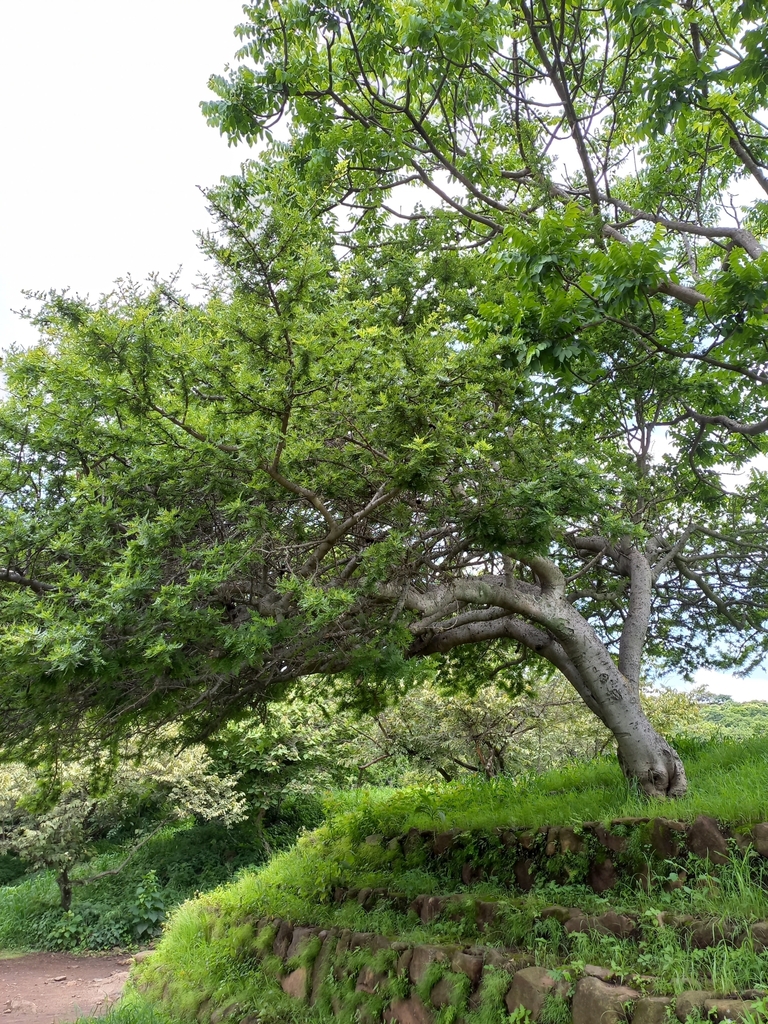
[0,953,131,1024]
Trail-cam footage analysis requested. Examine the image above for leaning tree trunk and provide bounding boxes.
[544,592,687,799]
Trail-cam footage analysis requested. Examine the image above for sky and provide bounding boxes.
[0,2,765,705]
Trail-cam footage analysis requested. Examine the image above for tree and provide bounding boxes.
[0,736,246,909]
[0,160,762,800]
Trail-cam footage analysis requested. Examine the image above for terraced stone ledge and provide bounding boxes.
[152,918,768,1024]
[364,816,768,895]
[334,887,768,952]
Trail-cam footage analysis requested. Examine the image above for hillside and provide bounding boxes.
[131,737,768,1023]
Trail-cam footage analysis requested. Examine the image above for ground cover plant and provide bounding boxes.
[129,736,768,1022]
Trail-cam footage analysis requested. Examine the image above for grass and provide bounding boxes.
[322,735,768,838]
[125,737,768,1020]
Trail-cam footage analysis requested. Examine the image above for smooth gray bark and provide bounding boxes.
[400,553,687,799]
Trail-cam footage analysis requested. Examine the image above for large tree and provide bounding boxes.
[0,162,765,799]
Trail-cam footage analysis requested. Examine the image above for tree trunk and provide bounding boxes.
[57,867,72,911]
[540,591,688,799]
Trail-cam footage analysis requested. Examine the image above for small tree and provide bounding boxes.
[0,739,246,910]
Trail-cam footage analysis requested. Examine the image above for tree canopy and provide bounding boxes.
[1,0,768,797]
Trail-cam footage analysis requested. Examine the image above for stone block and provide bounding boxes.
[403,828,424,856]
[703,998,756,1022]
[592,823,627,853]
[675,990,712,1021]
[273,919,293,960]
[546,827,560,856]
[588,858,618,892]
[475,901,497,929]
[752,822,768,857]
[688,919,737,949]
[384,994,434,1024]
[409,945,451,985]
[518,831,536,849]
[429,975,462,1009]
[505,966,568,1021]
[650,817,687,858]
[515,858,535,891]
[286,926,319,961]
[310,935,337,1005]
[687,815,730,864]
[594,911,638,939]
[559,826,585,854]
[420,896,445,924]
[751,920,768,951]
[365,833,384,846]
[356,965,389,995]
[396,949,413,977]
[451,951,483,987]
[632,996,673,1024]
[281,967,309,1001]
[433,830,458,855]
[461,861,483,885]
[571,977,638,1024]
[335,929,352,957]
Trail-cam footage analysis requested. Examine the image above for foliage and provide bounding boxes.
[0,735,246,908]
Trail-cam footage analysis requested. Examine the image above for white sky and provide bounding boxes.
[0,2,764,706]
[0,0,246,350]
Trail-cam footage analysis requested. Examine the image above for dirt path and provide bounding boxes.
[0,953,131,1024]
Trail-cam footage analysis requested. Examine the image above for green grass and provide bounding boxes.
[128,737,768,1020]
[322,735,768,838]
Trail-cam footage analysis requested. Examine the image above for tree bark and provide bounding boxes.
[57,867,72,912]
[401,556,688,799]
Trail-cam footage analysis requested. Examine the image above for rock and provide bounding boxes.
[334,887,348,903]
[588,858,618,892]
[409,945,451,984]
[482,947,531,972]
[650,818,687,858]
[357,888,373,907]
[611,816,650,826]
[461,861,483,885]
[409,895,426,917]
[403,828,425,856]
[365,834,384,846]
[703,998,756,1022]
[515,858,535,891]
[518,831,536,849]
[559,826,585,854]
[273,919,293,959]
[501,830,518,848]
[688,919,737,949]
[687,815,730,865]
[506,967,568,1021]
[335,929,352,957]
[210,1002,244,1024]
[663,869,688,893]
[286,926,318,961]
[281,967,309,1001]
[386,838,403,855]
[540,905,581,924]
[350,932,378,951]
[750,822,768,857]
[396,949,413,977]
[451,951,483,987]
[546,827,560,855]
[591,823,627,853]
[594,911,638,939]
[632,996,673,1024]
[475,901,497,929]
[420,896,445,924]
[675,990,712,1021]
[356,965,389,994]
[751,920,768,951]
[132,950,153,962]
[583,965,614,981]
[384,995,434,1024]
[433,830,458,855]
[311,936,337,1005]
[430,975,462,1009]
[571,977,639,1024]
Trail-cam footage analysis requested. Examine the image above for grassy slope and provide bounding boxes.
[130,737,768,1020]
